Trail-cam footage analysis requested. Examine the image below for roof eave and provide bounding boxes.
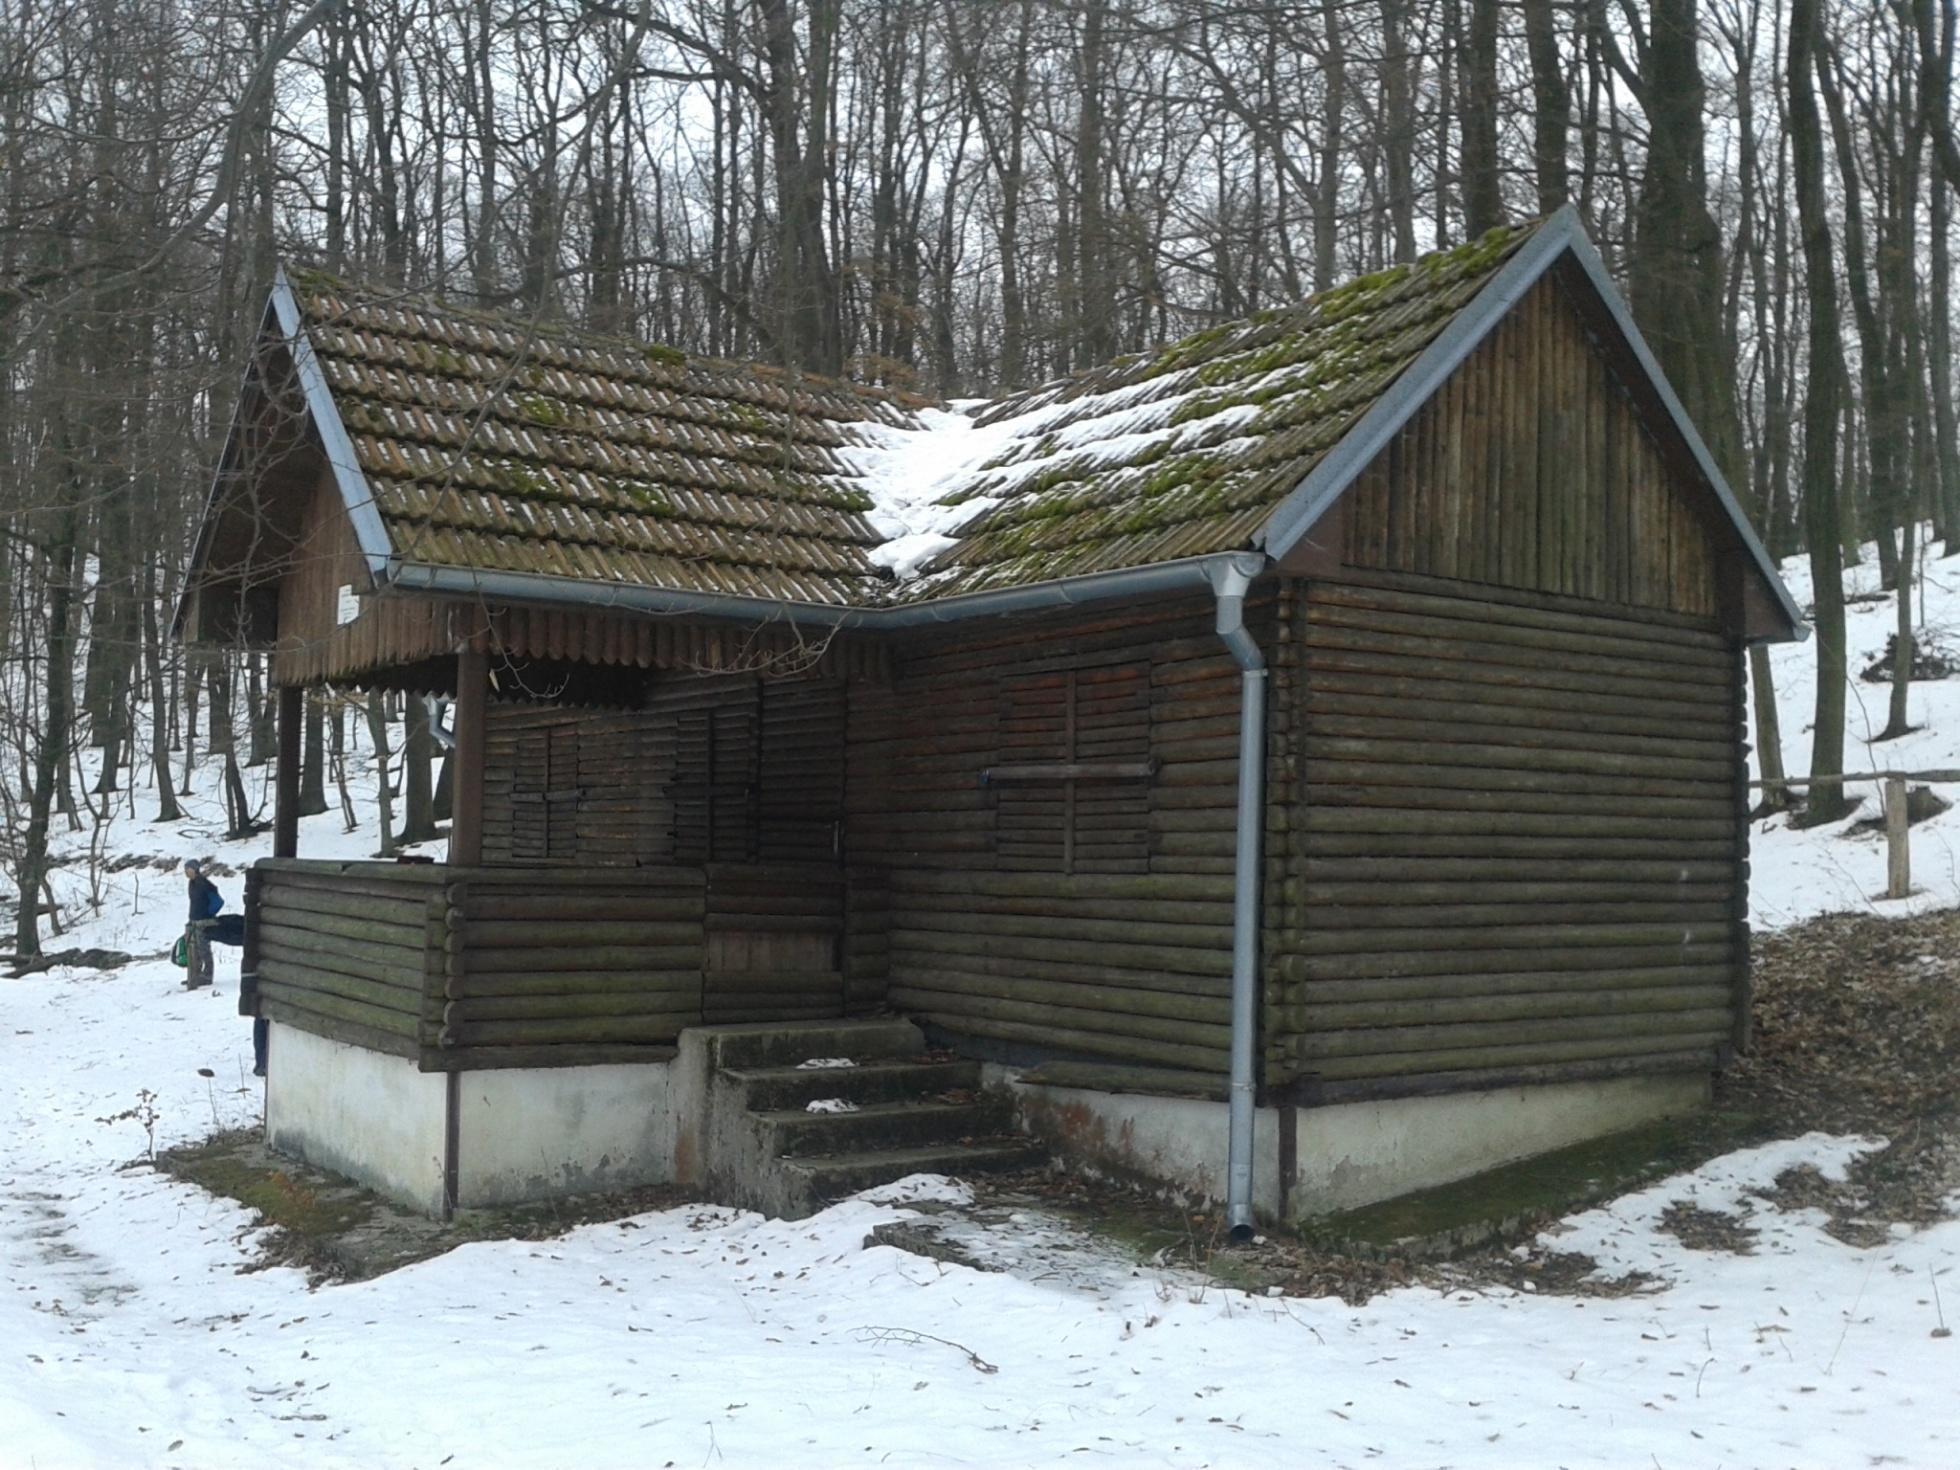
[389,551,1265,633]
[1254,206,1807,645]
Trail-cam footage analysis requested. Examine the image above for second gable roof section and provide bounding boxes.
[899,222,1542,599]
[1250,205,1806,640]
[281,267,915,607]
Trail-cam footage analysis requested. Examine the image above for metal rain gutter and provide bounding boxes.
[388,553,1247,633]
[1204,552,1269,1241]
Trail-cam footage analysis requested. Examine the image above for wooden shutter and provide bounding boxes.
[510,724,581,863]
[1071,663,1150,873]
[995,670,1070,870]
[757,679,845,862]
[993,662,1150,874]
[670,690,760,862]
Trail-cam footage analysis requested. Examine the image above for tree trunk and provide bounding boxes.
[367,692,397,857]
[14,512,79,960]
[398,698,438,845]
[1790,0,1851,822]
[1461,0,1502,233]
[1522,0,1571,213]
[141,557,180,823]
[299,697,328,816]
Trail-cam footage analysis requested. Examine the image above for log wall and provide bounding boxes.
[857,594,1270,1077]
[477,671,854,1023]
[1269,570,1743,1096]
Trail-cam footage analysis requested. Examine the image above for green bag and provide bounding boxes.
[170,934,188,968]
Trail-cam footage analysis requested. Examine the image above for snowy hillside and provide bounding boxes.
[1751,539,1960,928]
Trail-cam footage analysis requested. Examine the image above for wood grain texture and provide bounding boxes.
[1266,572,1743,1092]
[1334,272,1722,619]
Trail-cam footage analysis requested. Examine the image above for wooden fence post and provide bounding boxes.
[1885,776,1911,899]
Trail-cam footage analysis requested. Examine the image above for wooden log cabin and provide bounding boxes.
[179,207,1803,1226]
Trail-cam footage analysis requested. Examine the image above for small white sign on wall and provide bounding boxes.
[335,584,360,627]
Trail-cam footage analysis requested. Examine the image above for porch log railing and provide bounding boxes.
[439,867,707,1053]
[249,860,449,1059]
[247,858,709,1069]
[246,857,866,1069]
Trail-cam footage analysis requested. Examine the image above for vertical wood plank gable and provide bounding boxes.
[1330,273,1720,621]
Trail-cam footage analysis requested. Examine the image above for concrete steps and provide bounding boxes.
[703,1018,1039,1218]
[778,1142,1040,1206]
[755,1098,1005,1158]
[703,1018,925,1071]
[724,1057,985,1111]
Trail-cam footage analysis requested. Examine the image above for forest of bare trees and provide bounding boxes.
[1,0,1957,956]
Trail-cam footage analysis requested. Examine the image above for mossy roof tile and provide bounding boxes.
[290,221,1539,606]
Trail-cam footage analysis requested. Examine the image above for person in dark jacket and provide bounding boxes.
[184,860,222,990]
[183,860,263,1075]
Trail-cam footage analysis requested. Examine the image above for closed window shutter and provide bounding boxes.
[994,662,1150,874]
[1071,663,1150,873]
[757,679,845,861]
[995,670,1070,871]
[670,694,760,862]
[510,724,581,863]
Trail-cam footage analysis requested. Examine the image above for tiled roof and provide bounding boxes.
[292,274,917,606]
[909,223,1535,598]
[283,221,1540,607]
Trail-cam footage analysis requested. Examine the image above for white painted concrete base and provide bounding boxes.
[262,1023,678,1215]
[998,1067,1712,1223]
[453,1062,675,1208]
[265,1024,448,1216]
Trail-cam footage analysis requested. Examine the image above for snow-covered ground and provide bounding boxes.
[1751,538,1960,928]
[6,547,1960,1468]
[6,934,1957,1469]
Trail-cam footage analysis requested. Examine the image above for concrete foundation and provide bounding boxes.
[265,1025,449,1216]
[453,1062,676,1208]
[1000,1067,1712,1223]
[265,1018,1712,1225]
[263,1022,678,1215]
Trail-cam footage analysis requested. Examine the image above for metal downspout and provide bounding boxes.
[1207,553,1267,1240]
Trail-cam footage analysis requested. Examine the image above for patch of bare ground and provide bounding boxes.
[1453,1247,1661,1299]
[1656,1201,1759,1254]
[1729,908,1960,1134]
[159,1130,691,1285]
[1725,907,1960,1238]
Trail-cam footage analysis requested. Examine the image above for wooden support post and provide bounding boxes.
[450,646,489,867]
[1885,776,1911,899]
[273,685,303,859]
